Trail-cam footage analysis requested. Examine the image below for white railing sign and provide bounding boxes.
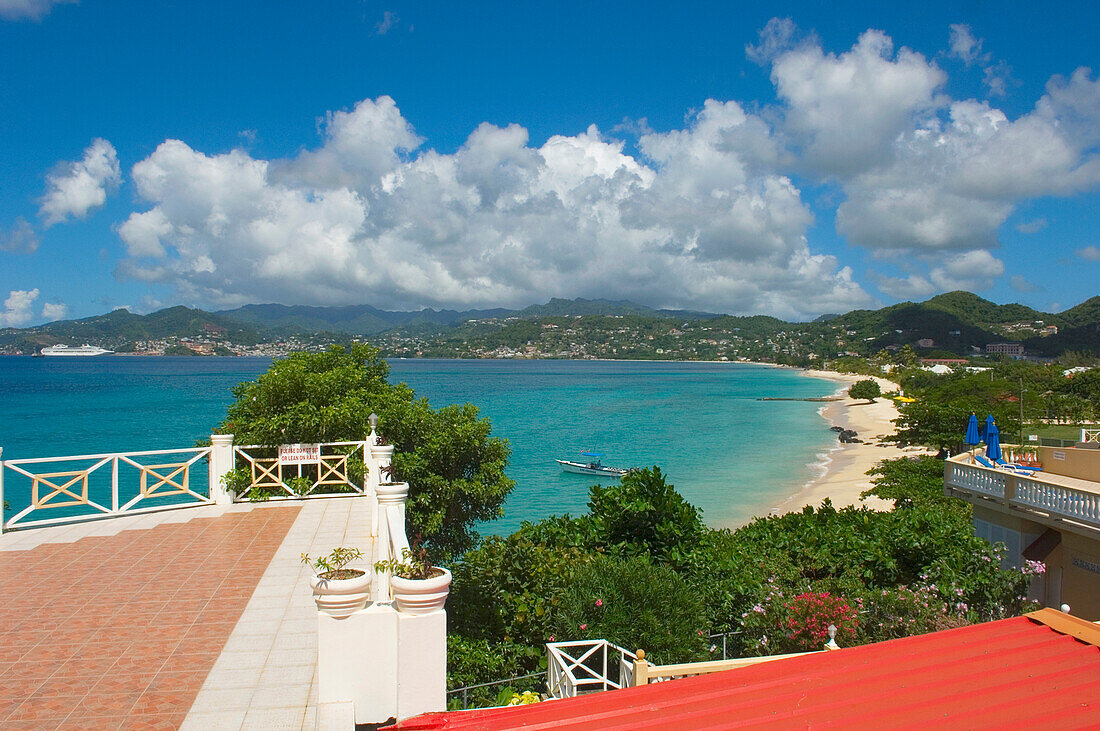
[279,443,321,465]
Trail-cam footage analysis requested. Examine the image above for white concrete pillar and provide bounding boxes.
[209,434,235,505]
[396,609,447,720]
[375,482,410,601]
[317,603,400,725]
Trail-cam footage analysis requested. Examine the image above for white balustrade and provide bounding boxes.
[946,462,1006,499]
[314,414,446,726]
[947,459,1100,529]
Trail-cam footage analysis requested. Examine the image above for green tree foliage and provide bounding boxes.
[848,379,881,402]
[447,636,542,708]
[553,555,709,664]
[587,467,706,567]
[448,533,592,650]
[217,344,514,559]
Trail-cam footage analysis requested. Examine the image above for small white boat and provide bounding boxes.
[40,344,114,357]
[556,452,634,477]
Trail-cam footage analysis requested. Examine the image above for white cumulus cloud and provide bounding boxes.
[1078,246,1100,261]
[116,96,870,318]
[1,288,39,327]
[0,217,39,253]
[755,22,1100,297]
[39,138,122,227]
[41,301,68,321]
[0,0,74,21]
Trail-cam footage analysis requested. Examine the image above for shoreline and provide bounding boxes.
[766,370,928,518]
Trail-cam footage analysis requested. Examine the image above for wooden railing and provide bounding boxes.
[630,648,827,686]
[1,435,378,533]
[1,446,214,531]
[231,440,368,500]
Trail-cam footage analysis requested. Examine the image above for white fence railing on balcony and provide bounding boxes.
[231,440,369,501]
[547,640,638,699]
[945,460,1100,530]
[1,433,377,533]
[0,445,214,531]
[1083,429,1100,443]
[945,461,1006,499]
[1014,476,1100,524]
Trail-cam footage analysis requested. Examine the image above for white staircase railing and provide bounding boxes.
[547,640,637,699]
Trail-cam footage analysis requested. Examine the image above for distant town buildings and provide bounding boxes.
[986,342,1025,357]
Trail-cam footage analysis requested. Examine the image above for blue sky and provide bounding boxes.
[1,0,1099,325]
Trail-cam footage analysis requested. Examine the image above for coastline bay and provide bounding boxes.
[0,356,839,532]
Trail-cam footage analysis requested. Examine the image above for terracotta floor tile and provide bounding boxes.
[0,696,25,721]
[59,656,117,679]
[121,712,187,730]
[4,694,85,722]
[0,676,46,700]
[4,660,62,680]
[73,717,125,731]
[27,673,94,699]
[90,673,157,696]
[0,647,28,664]
[129,690,198,716]
[0,719,66,730]
[71,691,141,718]
[3,505,301,727]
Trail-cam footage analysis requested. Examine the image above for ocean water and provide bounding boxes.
[0,356,838,532]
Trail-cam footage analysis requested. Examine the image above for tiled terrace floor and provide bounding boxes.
[0,506,301,729]
[0,496,375,730]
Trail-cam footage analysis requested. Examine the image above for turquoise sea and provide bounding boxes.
[0,356,839,532]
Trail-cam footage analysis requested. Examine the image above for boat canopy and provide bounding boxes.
[580,452,604,459]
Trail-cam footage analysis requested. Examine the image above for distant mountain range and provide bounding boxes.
[214,298,721,336]
[2,292,1098,359]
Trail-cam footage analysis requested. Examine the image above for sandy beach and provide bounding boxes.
[770,370,930,516]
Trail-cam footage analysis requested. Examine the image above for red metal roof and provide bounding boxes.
[395,610,1100,730]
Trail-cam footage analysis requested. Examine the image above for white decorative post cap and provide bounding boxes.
[824,624,840,650]
[376,481,409,505]
[1061,604,1071,614]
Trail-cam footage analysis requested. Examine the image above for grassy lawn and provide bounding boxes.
[1023,423,1100,441]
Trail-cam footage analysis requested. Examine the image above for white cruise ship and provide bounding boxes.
[39,344,114,356]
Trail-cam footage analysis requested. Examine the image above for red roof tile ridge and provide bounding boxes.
[1026,607,1100,646]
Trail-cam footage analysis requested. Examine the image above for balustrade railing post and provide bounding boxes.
[209,434,235,505]
[0,447,5,534]
[112,457,119,513]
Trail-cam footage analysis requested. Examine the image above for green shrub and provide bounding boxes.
[552,555,709,664]
[588,467,705,567]
[448,533,593,649]
[447,635,542,709]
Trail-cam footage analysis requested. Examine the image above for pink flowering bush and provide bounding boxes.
[783,592,859,651]
[738,586,859,654]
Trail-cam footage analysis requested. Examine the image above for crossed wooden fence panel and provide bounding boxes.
[33,470,92,508]
[3,448,212,531]
[234,443,365,500]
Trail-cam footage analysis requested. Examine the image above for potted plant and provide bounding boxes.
[374,543,451,615]
[302,547,371,618]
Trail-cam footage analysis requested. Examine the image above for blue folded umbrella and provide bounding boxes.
[985,419,1002,462]
[965,413,980,447]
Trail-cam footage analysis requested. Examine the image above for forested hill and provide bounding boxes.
[1,292,1098,360]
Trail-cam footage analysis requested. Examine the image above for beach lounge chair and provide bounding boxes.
[974,454,997,469]
[995,457,1039,474]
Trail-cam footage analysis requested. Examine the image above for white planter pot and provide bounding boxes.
[310,570,372,618]
[390,567,451,615]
